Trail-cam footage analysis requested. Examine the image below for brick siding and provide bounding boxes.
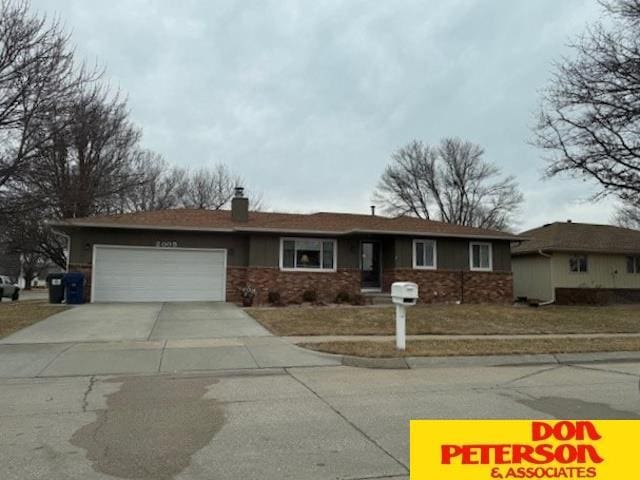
[383,268,512,304]
[555,287,640,305]
[227,267,361,305]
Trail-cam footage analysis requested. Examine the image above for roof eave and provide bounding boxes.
[50,220,522,241]
[48,221,235,234]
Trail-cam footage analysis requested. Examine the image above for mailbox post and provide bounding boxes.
[391,282,419,350]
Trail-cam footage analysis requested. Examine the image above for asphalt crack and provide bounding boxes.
[81,376,96,412]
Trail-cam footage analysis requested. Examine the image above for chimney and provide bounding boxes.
[231,187,248,222]
[370,205,376,216]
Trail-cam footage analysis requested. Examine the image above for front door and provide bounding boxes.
[361,241,381,289]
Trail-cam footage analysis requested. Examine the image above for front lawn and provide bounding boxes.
[0,300,68,339]
[247,304,640,336]
[300,337,640,358]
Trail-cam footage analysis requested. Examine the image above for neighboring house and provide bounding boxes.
[512,221,640,305]
[51,189,520,304]
[17,263,63,289]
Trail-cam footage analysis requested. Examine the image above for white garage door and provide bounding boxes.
[92,246,227,302]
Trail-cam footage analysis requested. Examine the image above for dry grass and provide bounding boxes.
[247,304,640,336]
[300,337,640,358]
[0,300,68,339]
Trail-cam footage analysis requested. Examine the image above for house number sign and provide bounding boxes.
[155,241,178,248]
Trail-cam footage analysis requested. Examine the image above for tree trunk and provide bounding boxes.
[22,270,35,290]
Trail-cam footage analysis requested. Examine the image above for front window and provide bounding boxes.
[627,256,640,274]
[569,255,588,273]
[281,238,336,271]
[413,239,436,269]
[470,242,492,271]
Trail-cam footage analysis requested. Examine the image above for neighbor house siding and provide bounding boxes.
[551,252,640,289]
[512,254,553,302]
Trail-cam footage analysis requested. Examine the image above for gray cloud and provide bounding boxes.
[32,0,614,230]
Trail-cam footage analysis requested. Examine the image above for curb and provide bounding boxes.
[337,351,640,369]
[342,355,409,369]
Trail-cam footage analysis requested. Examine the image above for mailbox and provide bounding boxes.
[391,281,419,306]
[391,281,419,350]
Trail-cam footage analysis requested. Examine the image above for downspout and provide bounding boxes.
[537,249,555,306]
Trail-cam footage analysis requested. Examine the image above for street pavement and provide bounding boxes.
[2,360,640,479]
[2,302,640,479]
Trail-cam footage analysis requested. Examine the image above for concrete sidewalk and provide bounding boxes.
[0,336,340,378]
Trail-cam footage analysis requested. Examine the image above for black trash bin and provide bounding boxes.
[46,273,65,304]
[63,272,85,305]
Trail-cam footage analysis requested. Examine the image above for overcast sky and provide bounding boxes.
[32,0,614,231]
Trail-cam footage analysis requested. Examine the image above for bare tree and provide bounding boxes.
[19,87,145,218]
[373,138,523,230]
[119,151,188,212]
[3,87,147,268]
[184,163,241,210]
[614,201,640,229]
[0,0,95,208]
[534,0,640,211]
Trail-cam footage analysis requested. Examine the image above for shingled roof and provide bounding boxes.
[51,208,522,241]
[512,222,640,255]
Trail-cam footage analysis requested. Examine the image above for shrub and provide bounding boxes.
[334,291,351,304]
[350,294,366,306]
[267,290,281,304]
[240,286,256,307]
[302,289,318,302]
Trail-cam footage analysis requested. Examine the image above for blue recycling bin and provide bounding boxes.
[63,272,85,305]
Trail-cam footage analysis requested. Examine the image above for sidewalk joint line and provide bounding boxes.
[500,365,563,387]
[34,343,76,377]
[157,340,168,373]
[284,367,409,473]
[243,344,261,369]
[147,303,165,341]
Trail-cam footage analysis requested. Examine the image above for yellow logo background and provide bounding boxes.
[410,420,637,480]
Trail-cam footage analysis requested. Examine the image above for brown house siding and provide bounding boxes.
[68,228,249,266]
[393,237,512,271]
[64,227,513,304]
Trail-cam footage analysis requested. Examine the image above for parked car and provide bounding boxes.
[0,275,20,301]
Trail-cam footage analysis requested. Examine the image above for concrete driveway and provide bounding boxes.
[0,302,339,377]
[0,302,270,344]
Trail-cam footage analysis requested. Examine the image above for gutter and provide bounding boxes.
[48,220,524,242]
[537,249,555,306]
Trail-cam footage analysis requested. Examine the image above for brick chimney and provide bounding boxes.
[231,187,249,222]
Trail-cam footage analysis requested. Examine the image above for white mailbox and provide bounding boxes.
[391,282,419,306]
[391,281,419,350]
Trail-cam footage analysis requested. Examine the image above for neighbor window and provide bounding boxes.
[569,255,588,273]
[470,242,492,271]
[280,238,336,271]
[627,256,640,274]
[413,239,437,269]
